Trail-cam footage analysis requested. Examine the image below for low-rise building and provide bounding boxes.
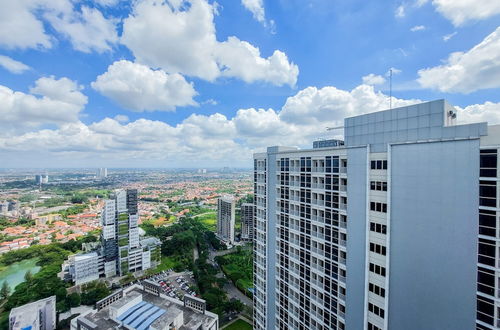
[71,282,218,330]
[9,296,56,330]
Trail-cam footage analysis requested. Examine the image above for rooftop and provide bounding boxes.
[75,285,217,330]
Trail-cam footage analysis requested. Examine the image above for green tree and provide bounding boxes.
[0,281,11,300]
[24,270,33,284]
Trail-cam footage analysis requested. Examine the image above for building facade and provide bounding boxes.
[217,196,235,245]
[254,100,494,330]
[241,203,254,242]
[9,296,56,330]
[61,189,161,285]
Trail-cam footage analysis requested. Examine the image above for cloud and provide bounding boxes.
[91,60,197,112]
[241,0,265,23]
[0,55,30,74]
[443,32,457,41]
[0,76,87,132]
[113,115,129,123]
[457,101,500,124]
[216,37,298,86]
[418,26,500,93]
[121,0,298,86]
[0,0,118,53]
[410,25,426,32]
[419,0,500,26]
[395,4,405,18]
[94,0,120,6]
[362,74,386,86]
[1,82,497,167]
[0,0,54,49]
[44,5,118,53]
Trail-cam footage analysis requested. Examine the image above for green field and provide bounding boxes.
[146,256,179,275]
[224,319,252,330]
[197,212,217,231]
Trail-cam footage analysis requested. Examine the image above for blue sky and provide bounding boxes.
[0,0,499,168]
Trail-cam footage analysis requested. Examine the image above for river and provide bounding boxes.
[0,258,41,290]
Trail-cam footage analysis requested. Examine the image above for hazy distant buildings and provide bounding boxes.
[97,168,108,179]
[60,189,161,285]
[9,296,56,330]
[217,196,235,245]
[35,174,48,184]
[240,203,254,242]
[253,100,495,330]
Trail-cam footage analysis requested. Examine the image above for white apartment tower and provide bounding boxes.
[254,100,496,330]
[241,203,254,241]
[217,196,235,245]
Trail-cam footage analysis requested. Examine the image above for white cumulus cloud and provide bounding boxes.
[0,55,30,74]
[121,0,298,86]
[362,74,386,86]
[419,0,500,26]
[0,76,87,132]
[0,0,118,53]
[242,0,265,23]
[1,81,497,168]
[418,26,500,93]
[91,60,197,112]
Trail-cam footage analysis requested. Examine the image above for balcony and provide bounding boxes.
[312,232,325,240]
[312,183,325,189]
[338,257,346,265]
[311,215,325,223]
[339,185,347,192]
[339,220,347,229]
[339,167,347,174]
[339,239,347,247]
[339,203,347,211]
[312,167,325,173]
[312,199,325,206]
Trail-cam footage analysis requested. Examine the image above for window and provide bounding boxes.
[370,202,387,213]
[370,181,388,191]
[368,303,385,318]
[480,149,497,177]
[480,180,496,207]
[479,209,496,237]
[370,242,387,256]
[368,323,382,330]
[370,222,387,234]
[370,160,387,170]
[369,263,386,277]
[369,283,386,297]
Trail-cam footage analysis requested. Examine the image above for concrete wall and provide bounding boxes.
[388,139,479,330]
[345,146,368,330]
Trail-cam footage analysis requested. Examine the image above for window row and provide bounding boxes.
[370,202,388,213]
[369,263,386,277]
[370,222,387,234]
[370,242,387,256]
[368,302,385,319]
[370,160,387,170]
[370,181,388,191]
[369,282,386,298]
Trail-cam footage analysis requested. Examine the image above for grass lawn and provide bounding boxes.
[146,256,179,275]
[224,319,252,330]
[197,212,217,231]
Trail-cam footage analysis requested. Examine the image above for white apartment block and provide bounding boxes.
[241,203,254,241]
[254,100,496,330]
[217,196,235,245]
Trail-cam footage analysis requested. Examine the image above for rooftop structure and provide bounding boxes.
[71,283,218,330]
[9,296,56,330]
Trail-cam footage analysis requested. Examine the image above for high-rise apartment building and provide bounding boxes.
[217,196,235,245]
[60,189,161,284]
[241,203,254,242]
[253,100,496,330]
[97,167,108,179]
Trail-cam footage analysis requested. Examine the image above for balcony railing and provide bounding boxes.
[339,239,347,247]
[312,183,325,189]
[312,167,325,173]
[312,199,325,206]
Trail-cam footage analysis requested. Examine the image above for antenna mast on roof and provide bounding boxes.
[389,68,393,110]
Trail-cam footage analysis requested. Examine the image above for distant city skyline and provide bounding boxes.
[0,0,499,167]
